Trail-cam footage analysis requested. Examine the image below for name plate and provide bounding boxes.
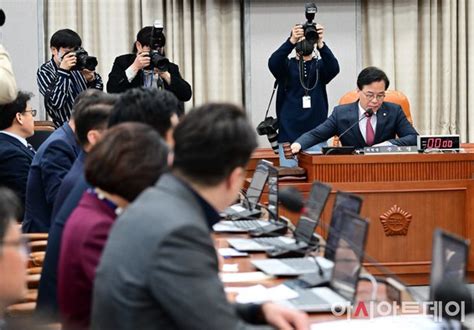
[363,146,418,154]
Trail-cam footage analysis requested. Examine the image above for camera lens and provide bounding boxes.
[267,133,279,154]
[304,25,318,44]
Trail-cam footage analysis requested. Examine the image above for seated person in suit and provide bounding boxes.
[0,44,17,105]
[0,188,28,324]
[57,123,169,329]
[22,90,101,234]
[91,103,309,330]
[47,92,116,228]
[107,25,192,116]
[291,66,418,154]
[36,88,181,320]
[0,91,36,209]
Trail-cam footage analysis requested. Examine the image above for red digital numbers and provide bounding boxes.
[426,138,453,149]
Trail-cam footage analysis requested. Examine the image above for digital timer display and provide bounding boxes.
[417,135,460,151]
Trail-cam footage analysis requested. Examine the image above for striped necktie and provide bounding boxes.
[27,143,36,154]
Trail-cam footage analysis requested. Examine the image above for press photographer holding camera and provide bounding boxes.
[107,22,192,116]
[37,29,103,127]
[268,3,339,167]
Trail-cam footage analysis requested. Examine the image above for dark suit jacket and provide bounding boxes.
[296,101,418,150]
[36,174,91,320]
[0,133,34,208]
[50,151,86,222]
[22,123,80,233]
[91,174,264,329]
[107,54,192,113]
[58,191,116,329]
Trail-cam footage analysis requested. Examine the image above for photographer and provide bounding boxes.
[37,29,103,127]
[107,25,192,115]
[268,4,339,167]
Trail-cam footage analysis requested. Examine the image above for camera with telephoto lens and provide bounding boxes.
[0,9,6,27]
[257,117,279,154]
[302,3,318,44]
[64,48,98,71]
[146,20,170,72]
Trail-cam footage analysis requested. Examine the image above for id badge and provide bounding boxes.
[302,95,311,109]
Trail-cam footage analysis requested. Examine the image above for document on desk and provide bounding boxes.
[311,315,441,330]
[218,248,249,257]
[219,271,274,283]
[232,284,299,304]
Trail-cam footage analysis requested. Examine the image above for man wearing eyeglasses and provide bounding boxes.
[0,91,36,210]
[291,66,418,153]
[0,187,29,326]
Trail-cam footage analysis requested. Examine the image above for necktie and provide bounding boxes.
[365,116,375,146]
[27,143,36,154]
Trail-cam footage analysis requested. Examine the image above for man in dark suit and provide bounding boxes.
[107,25,192,115]
[291,66,418,153]
[0,91,36,209]
[92,104,308,330]
[21,89,101,233]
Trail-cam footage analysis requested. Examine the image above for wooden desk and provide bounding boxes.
[214,233,391,324]
[250,149,474,285]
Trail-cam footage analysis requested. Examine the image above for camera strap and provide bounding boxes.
[264,80,279,119]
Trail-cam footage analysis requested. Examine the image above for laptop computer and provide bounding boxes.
[219,160,271,222]
[324,191,363,261]
[214,162,279,233]
[279,211,369,312]
[429,229,469,301]
[228,181,331,252]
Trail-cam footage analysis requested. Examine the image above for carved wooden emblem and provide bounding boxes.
[380,205,412,236]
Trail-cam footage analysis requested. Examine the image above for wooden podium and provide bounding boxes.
[248,147,474,285]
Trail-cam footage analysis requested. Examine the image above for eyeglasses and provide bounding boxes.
[0,237,30,256]
[23,109,37,117]
[362,92,385,102]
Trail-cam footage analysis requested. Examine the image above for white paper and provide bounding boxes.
[218,248,249,258]
[230,205,247,212]
[219,271,274,283]
[235,284,299,304]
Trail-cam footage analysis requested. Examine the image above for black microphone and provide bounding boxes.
[338,108,373,142]
[322,108,373,155]
[279,187,305,213]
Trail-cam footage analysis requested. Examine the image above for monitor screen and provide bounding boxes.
[266,164,279,221]
[245,160,270,209]
[294,181,331,243]
[330,211,368,302]
[429,229,469,300]
[325,192,363,260]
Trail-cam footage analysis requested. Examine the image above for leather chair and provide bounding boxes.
[27,120,56,150]
[333,89,413,146]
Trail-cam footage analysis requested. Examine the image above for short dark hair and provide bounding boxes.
[173,103,257,186]
[85,122,169,201]
[74,93,116,147]
[50,29,82,49]
[357,66,390,90]
[0,91,33,130]
[133,26,166,53]
[108,88,178,138]
[71,89,107,121]
[0,187,22,241]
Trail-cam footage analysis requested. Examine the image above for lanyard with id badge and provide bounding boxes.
[298,58,319,110]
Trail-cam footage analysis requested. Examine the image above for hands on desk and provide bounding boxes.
[261,302,309,330]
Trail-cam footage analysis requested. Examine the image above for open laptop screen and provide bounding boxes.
[330,211,369,302]
[325,192,363,260]
[294,181,331,243]
[266,164,279,221]
[245,160,270,210]
[429,229,469,300]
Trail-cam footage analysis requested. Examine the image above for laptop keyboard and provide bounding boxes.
[233,220,265,229]
[290,289,328,307]
[253,237,292,248]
